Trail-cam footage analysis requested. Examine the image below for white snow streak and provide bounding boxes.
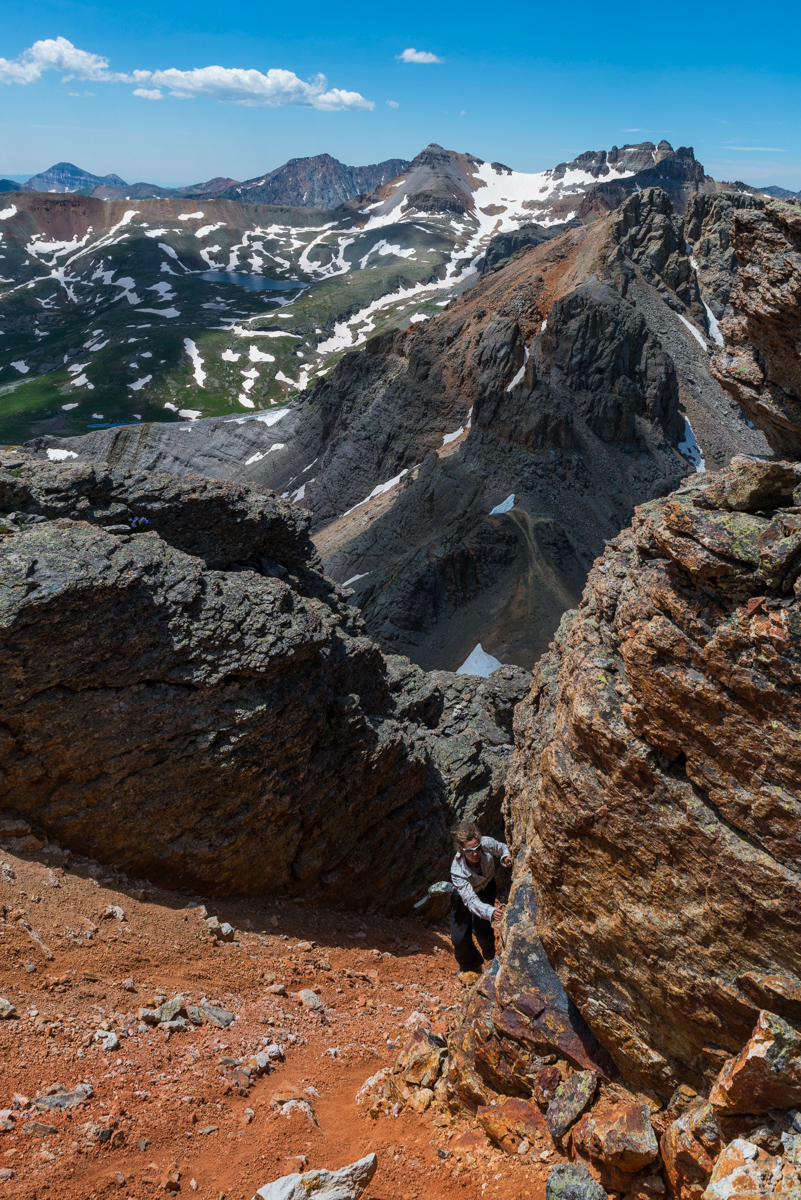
[703,303,724,346]
[677,313,708,349]
[244,443,285,466]
[678,416,706,472]
[343,469,409,517]
[184,338,206,387]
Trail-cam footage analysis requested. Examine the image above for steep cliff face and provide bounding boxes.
[0,450,529,906]
[710,200,801,456]
[443,185,801,1159]
[499,453,801,1098]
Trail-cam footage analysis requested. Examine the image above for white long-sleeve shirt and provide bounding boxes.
[450,836,510,920]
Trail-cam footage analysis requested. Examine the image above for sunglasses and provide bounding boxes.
[463,845,482,856]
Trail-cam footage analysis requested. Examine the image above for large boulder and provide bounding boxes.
[0,451,528,905]
[500,454,801,1097]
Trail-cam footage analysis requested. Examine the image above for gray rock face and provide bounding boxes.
[481,223,574,274]
[684,190,764,319]
[0,451,527,905]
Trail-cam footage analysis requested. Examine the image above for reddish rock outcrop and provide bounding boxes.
[709,1011,801,1115]
[661,1103,725,1200]
[477,1096,550,1154]
[572,1100,660,1191]
[502,454,801,1097]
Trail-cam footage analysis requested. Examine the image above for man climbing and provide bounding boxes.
[449,820,512,976]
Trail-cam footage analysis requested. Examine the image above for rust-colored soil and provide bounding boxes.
[0,849,560,1199]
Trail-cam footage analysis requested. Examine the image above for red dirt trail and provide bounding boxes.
[0,847,560,1199]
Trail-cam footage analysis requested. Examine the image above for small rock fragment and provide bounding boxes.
[478,1097,549,1155]
[206,917,235,942]
[200,1003,235,1028]
[22,1120,58,1137]
[0,997,17,1020]
[94,1029,119,1051]
[154,996,186,1023]
[573,1100,658,1191]
[297,989,325,1014]
[103,905,125,921]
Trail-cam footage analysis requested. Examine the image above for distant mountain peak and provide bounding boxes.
[217,154,411,208]
[24,162,128,194]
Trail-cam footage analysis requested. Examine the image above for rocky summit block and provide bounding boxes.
[709,1011,801,1115]
[502,454,801,1097]
[0,451,528,908]
[712,200,801,458]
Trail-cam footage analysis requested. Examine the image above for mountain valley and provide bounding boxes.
[1,123,801,1200]
[0,140,761,448]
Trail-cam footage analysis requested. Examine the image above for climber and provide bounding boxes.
[449,820,512,976]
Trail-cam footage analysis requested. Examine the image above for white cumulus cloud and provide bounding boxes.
[130,65,373,109]
[0,36,123,84]
[397,48,443,64]
[386,99,399,108]
[0,37,374,111]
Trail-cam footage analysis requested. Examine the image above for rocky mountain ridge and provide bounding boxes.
[29,186,770,674]
[23,161,127,194]
[18,154,410,207]
[0,140,768,446]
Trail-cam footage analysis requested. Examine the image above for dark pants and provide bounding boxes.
[450,878,496,972]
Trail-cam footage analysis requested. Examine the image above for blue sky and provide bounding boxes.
[2,0,800,190]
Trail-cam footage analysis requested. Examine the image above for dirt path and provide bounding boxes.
[0,846,557,1199]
